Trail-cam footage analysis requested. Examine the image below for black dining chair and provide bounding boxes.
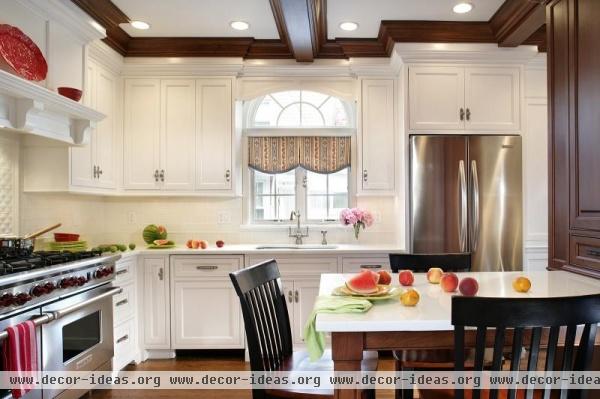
[229,259,378,399]
[419,294,600,399]
[389,253,472,399]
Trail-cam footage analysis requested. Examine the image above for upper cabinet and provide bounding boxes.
[408,66,520,132]
[123,78,234,194]
[359,79,396,195]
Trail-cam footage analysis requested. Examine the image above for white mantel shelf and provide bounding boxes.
[0,70,105,145]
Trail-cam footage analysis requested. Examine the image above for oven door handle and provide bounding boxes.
[47,286,122,321]
[0,313,54,342]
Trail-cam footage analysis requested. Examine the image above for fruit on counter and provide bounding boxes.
[186,239,194,249]
[143,224,168,244]
[400,288,420,306]
[427,267,444,284]
[345,270,379,294]
[459,277,479,296]
[512,276,531,293]
[398,270,415,286]
[199,240,208,249]
[109,245,118,253]
[116,244,127,252]
[440,272,459,292]
[216,240,225,248]
[129,243,136,250]
[377,270,392,285]
[96,243,129,253]
[153,239,172,246]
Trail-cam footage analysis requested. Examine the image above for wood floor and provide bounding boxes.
[90,351,398,399]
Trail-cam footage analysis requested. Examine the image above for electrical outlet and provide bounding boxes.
[217,211,231,224]
[127,211,137,225]
[373,211,382,223]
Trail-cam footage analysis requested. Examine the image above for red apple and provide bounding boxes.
[216,240,225,248]
[186,239,194,249]
[459,277,479,296]
[427,267,444,284]
[377,270,392,285]
[199,240,208,249]
[398,270,414,286]
[440,272,459,292]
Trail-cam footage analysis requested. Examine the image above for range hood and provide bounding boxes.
[0,70,105,145]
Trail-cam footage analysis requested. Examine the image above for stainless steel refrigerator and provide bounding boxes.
[409,135,522,271]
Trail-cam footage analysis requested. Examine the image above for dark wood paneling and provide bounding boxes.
[570,235,600,272]
[126,37,254,57]
[379,21,496,43]
[245,40,293,59]
[71,0,130,55]
[269,0,317,62]
[523,25,547,52]
[490,0,547,47]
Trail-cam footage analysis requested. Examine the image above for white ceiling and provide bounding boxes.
[114,0,280,39]
[327,0,505,39]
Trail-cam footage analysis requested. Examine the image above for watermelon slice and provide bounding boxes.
[346,270,379,294]
[153,239,172,246]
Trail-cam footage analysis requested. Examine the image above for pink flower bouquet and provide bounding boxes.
[339,208,374,239]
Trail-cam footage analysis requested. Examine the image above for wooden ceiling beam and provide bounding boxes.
[490,0,547,47]
[71,0,130,55]
[269,0,318,62]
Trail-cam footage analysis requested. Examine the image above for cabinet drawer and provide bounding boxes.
[113,282,135,325]
[341,256,391,273]
[115,258,136,284]
[113,318,137,371]
[570,235,600,270]
[246,255,338,276]
[171,255,243,278]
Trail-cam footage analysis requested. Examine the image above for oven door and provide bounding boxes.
[0,308,43,399]
[41,284,120,399]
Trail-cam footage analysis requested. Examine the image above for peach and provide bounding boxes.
[440,272,459,292]
[400,288,420,306]
[199,240,208,249]
[186,239,194,249]
[191,240,201,249]
[512,276,531,293]
[427,267,444,284]
[377,270,392,285]
[459,277,479,296]
[398,270,415,286]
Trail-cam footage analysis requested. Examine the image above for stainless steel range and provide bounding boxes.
[0,251,122,399]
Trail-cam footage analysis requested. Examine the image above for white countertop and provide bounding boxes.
[315,271,600,332]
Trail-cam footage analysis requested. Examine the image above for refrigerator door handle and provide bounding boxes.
[459,160,467,252]
[471,160,480,252]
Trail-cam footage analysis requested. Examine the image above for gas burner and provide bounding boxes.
[0,251,102,276]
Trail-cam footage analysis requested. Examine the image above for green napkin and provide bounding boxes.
[303,296,373,361]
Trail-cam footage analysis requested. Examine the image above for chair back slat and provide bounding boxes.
[230,260,293,373]
[452,294,600,399]
[389,253,471,273]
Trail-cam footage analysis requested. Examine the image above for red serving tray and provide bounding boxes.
[0,24,47,81]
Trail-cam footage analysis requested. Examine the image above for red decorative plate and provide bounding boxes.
[0,24,47,81]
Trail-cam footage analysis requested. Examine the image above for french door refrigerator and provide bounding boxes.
[409,135,522,271]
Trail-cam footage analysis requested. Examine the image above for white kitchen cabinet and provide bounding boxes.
[124,79,161,190]
[408,65,521,133]
[170,256,243,349]
[291,279,321,345]
[142,257,170,349]
[161,80,196,191]
[112,256,139,371]
[195,79,233,190]
[359,79,395,194]
[341,256,391,273]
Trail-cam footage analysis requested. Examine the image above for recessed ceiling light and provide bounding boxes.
[230,21,250,31]
[339,22,359,31]
[130,20,150,30]
[453,2,473,14]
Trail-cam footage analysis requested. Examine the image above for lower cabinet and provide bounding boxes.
[112,256,139,371]
[142,256,171,349]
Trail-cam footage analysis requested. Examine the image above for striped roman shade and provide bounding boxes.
[248,136,351,174]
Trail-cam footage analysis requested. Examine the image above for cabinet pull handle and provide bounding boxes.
[196,265,218,270]
[154,170,159,182]
[93,165,98,179]
[460,108,465,121]
[160,170,165,182]
[363,170,368,182]
[288,290,293,303]
[158,268,164,281]
[294,290,299,303]
[116,334,129,344]
[116,269,128,276]
[115,299,128,307]
[588,249,600,257]
[466,108,471,121]
[225,170,231,182]
[360,264,382,270]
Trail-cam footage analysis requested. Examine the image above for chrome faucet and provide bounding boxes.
[289,210,309,245]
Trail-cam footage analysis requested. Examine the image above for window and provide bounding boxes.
[246,90,354,224]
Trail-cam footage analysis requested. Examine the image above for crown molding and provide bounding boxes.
[391,43,541,64]
[88,40,124,74]
[121,57,244,76]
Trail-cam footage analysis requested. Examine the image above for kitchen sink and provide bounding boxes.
[255,244,339,250]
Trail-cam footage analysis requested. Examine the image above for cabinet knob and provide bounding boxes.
[225,169,231,182]
[363,169,368,182]
[294,290,299,303]
[154,170,159,182]
[158,268,164,281]
[288,290,293,303]
[97,167,103,176]
[160,169,165,182]
[93,165,98,179]
[466,108,471,121]
[460,108,465,121]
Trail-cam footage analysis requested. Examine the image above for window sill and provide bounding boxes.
[239,223,348,232]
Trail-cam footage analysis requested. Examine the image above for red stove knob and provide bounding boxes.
[31,285,46,297]
[0,293,15,307]
[44,282,56,292]
[15,293,32,305]
[77,277,86,286]
[94,269,103,279]
[60,278,72,288]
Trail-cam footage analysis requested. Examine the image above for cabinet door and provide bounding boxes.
[195,79,233,190]
[408,66,465,131]
[161,80,196,191]
[94,66,118,189]
[143,257,170,348]
[70,61,95,188]
[465,67,520,131]
[292,279,321,346]
[171,280,242,349]
[360,79,395,192]
[124,79,161,190]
